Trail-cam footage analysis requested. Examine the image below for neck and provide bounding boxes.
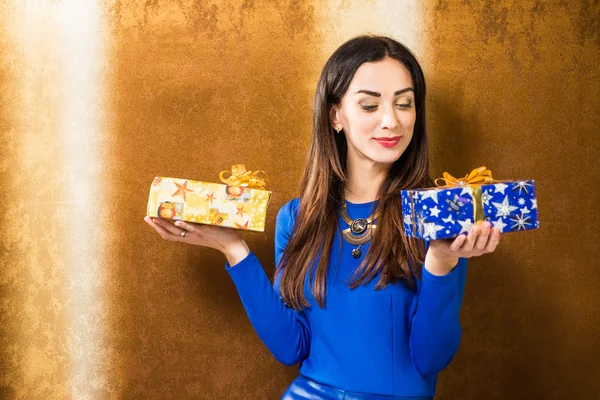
[344,156,391,204]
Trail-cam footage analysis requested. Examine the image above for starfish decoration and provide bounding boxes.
[235,220,249,229]
[205,191,216,204]
[172,181,195,201]
[236,205,246,217]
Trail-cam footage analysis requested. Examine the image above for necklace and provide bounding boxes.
[341,202,378,259]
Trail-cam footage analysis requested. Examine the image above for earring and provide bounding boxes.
[335,125,342,133]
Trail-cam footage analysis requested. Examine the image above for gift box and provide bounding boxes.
[401,167,539,240]
[147,164,272,232]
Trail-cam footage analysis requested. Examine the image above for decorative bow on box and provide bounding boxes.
[219,164,267,190]
[433,166,497,223]
[147,164,272,233]
[401,166,539,240]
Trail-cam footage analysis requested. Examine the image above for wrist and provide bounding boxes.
[424,251,459,276]
[222,240,250,266]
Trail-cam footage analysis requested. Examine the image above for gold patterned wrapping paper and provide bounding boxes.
[147,176,272,232]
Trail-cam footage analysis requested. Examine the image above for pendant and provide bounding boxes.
[351,218,367,234]
[352,246,362,259]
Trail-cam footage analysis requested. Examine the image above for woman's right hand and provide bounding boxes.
[144,216,251,265]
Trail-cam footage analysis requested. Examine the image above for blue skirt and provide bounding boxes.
[281,375,433,400]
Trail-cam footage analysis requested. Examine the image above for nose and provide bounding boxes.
[380,105,399,131]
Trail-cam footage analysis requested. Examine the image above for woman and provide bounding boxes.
[145,35,501,399]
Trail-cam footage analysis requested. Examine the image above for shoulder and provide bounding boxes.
[276,197,300,229]
[274,198,300,254]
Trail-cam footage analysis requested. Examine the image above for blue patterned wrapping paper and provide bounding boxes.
[401,180,539,240]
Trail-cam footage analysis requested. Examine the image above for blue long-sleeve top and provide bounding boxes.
[225,198,468,397]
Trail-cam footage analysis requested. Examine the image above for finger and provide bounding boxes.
[152,217,188,237]
[144,217,174,240]
[474,221,491,250]
[174,220,200,234]
[148,218,183,242]
[485,227,502,253]
[450,234,467,252]
[461,224,479,252]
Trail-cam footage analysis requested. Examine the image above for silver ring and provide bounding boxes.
[179,230,188,238]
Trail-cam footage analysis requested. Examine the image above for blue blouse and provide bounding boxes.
[225,198,468,397]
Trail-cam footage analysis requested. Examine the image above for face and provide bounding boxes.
[330,57,416,167]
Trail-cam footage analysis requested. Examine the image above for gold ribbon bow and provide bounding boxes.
[219,164,267,190]
[434,166,495,187]
[434,166,497,223]
[409,167,498,235]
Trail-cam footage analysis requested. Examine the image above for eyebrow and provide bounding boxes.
[355,88,414,97]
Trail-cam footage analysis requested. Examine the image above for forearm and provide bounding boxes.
[409,258,467,376]
[225,251,310,366]
[222,239,251,266]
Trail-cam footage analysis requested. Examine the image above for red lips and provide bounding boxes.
[374,136,402,148]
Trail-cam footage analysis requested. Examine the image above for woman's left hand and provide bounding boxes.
[424,221,501,276]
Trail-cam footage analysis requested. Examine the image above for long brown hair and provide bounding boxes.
[277,35,432,310]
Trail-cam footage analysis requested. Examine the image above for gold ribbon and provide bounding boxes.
[219,164,267,190]
[434,166,494,187]
[435,166,497,224]
[409,167,498,236]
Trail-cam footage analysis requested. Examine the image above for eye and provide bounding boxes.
[396,101,412,109]
[360,104,378,112]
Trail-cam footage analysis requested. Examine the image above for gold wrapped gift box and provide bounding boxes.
[146,165,272,232]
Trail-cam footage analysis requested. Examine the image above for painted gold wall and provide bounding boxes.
[0,0,598,398]
[422,1,600,399]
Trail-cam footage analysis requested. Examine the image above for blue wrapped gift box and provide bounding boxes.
[401,168,539,240]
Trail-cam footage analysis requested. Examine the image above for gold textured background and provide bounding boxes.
[0,0,599,399]
[422,1,600,399]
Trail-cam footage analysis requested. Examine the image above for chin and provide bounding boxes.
[367,149,404,164]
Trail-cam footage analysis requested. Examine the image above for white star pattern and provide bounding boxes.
[510,213,532,230]
[520,207,531,214]
[482,191,492,206]
[531,198,537,209]
[492,218,508,232]
[420,190,439,204]
[492,195,519,217]
[518,198,525,205]
[513,181,533,195]
[403,214,412,227]
[460,186,473,196]
[494,183,509,194]
[458,218,474,234]
[442,214,455,223]
[416,214,425,235]
[423,222,445,240]
[430,206,441,217]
